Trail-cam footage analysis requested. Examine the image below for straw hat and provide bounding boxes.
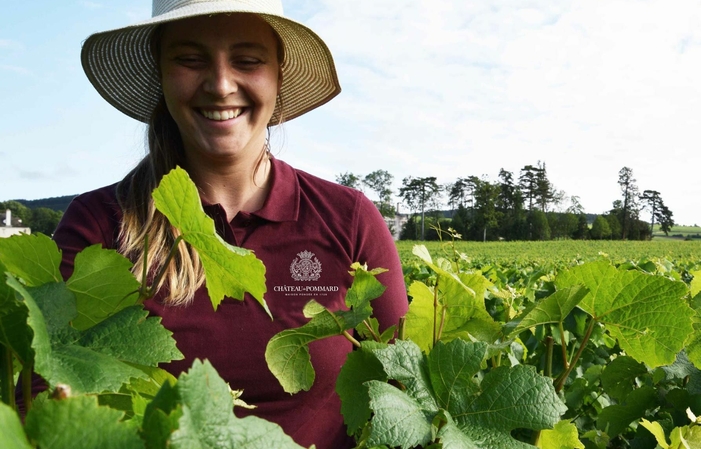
[81,0,341,125]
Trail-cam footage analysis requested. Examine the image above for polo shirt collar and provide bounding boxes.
[253,156,299,222]
[199,156,300,223]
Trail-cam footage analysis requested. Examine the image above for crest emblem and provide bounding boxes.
[290,250,322,281]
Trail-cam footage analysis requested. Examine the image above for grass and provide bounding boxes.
[396,239,701,268]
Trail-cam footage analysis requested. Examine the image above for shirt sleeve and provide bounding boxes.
[52,188,121,280]
[353,194,409,333]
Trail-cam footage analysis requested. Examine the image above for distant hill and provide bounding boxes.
[14,195,77,213]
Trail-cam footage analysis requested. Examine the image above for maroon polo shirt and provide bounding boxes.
[52,157,408,449]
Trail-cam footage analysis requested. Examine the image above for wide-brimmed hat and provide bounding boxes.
[81,0,341,125]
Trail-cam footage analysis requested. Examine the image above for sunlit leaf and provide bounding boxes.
[152,167,268,314]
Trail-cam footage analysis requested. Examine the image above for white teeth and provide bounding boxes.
[201,108,242,120]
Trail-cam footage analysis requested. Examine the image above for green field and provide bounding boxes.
[652,224,701,239]
[396,239,701,269]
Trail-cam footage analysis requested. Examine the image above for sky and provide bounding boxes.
[2,0,701,226]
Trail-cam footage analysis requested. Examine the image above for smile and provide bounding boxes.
[200,108,243,121]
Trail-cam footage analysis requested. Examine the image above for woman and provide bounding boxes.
[53,1,408,448]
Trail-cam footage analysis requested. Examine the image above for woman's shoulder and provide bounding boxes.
[277,159,365,203]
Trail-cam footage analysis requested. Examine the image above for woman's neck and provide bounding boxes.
[186,147,272,221]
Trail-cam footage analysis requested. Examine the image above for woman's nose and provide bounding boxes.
[203,60,237,98]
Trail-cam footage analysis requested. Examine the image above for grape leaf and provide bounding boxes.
[364,339,565,449]
[404,280,435,352]
[404,265,500,353]
[77,306,182,366]
[336,341,389,435]
[600,356,647,401]
[24,395,144,449]
[366,380,435,449]
[691,270,701,299]
[0,269,32,365]
[555,260,692,367]
[506,286,589,336]
[7,278,181,394]
[266,264,386,393]
[372,340,438,411]
[151,166,268,314]
[538,420,584,449]
[0,401,32,449]
[0,233,62,286]
[265,300,345,393]
[165,360,304,449]
[67,244,140,330]
[596,386,657,437]
[428,340,484,410]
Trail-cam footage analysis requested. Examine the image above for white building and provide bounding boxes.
[0,209,31,238]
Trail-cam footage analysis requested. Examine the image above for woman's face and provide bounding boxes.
[159,14,281,163]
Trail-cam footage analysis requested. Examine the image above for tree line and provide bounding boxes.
[0,201,64,236]
[337,165,674,241]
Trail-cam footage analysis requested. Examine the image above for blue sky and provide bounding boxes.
[2,0,701,226]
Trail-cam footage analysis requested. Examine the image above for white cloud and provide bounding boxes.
[279,0,701,225]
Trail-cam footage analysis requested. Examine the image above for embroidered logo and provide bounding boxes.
[290,250,322,281]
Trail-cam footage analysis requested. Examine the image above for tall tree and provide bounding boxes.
[640,190,674,237]
[363,169,395,217]
[535,161,555,212]
[335,172,363,190]
[473,179,500,241]
[617,167,639,240]
[519,165,540,211]
[399,176,442,240]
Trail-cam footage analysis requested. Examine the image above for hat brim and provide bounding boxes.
[81,4,341,125]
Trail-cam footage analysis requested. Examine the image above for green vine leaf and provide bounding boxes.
[0,402,32,449]
[364,339,566,449]
[366,380,435,449]
[596,386,657,437]
[7,278,181,394]
[0,269,32,365]
[265,300,344,393]
[336,341,388,435]
[67,244,140,331]
[537,420,584,449]
[152,166,268,314]
[0,233,62,287]
[404,255,500,353]
[265,264,386,393]
[24,395,144,449]
[144,359,305,449]
[600,356,647,402]
[506,285,589,336]
[555,260,692,367]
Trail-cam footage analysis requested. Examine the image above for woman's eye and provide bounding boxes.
[234,58,263,68]
[175,56,205,66]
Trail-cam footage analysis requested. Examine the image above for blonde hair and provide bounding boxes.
[117,99,203,305]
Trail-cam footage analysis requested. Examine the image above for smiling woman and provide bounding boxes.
[48,1,409,448]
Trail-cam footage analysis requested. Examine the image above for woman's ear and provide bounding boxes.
[277,68,283,93]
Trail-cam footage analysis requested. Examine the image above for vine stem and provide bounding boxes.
[544,336,554,378]
[398,316,406,341]
[0,345,14,408]
[433,279,439,346]
[362,320,381,343]
[555,318,596,393]
[559,322,569,370]
[342,330,361,348]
